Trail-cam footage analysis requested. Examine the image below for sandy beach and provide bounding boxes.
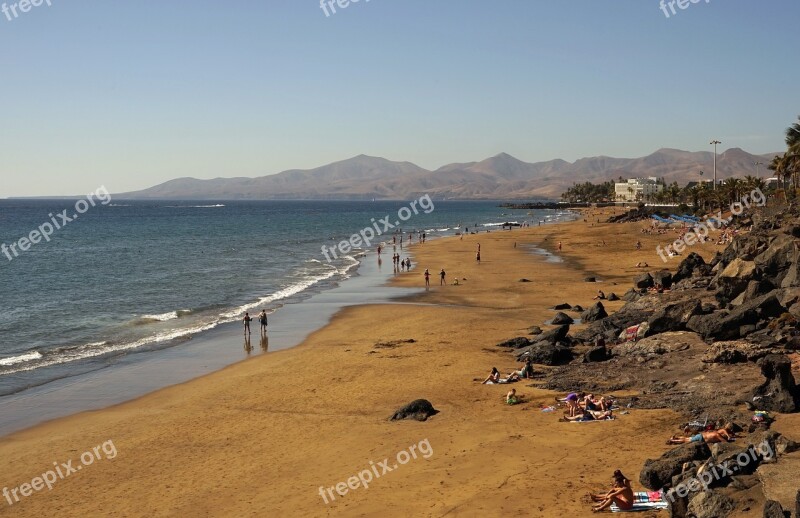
[1,211,795,517]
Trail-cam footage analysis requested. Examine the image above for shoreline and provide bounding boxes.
[1,210,749,517]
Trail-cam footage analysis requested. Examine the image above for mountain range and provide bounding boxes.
[118,148,781,200]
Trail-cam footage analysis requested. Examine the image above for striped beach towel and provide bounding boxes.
[611,491,668,512]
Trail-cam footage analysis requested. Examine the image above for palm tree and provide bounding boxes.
[786,115,800,150]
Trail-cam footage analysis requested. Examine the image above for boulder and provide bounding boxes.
[583,346,609,363]
[634,272,654,289]
[553,303,572,310]
[538,325,570,344]
[673,252,706,283]
[570,305,584,313]
[731,280,775,307]
[622,288,643,302]
[687,292,786,341]
[702,341,780,364]
[496,337,531,349]
[714,258,757,304]
[551,312,574,325]
[750,355,799,413]
[754,234,796,286]
[585,276,596,283]
[606,292,620,301]
[582,302,608,322]
[515,342,573,365]
[686,490,734,518]
[389,399,439,421]
[639,442,711,490]
[762,500,785,518]
[528,326,543,336]
[646,300,702,335]
[652,270,673,289]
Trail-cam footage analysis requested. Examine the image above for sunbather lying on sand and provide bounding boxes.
[667,425,735,445]
[481,367,520,384]
[561,409,613,422]
[590,470,634,512]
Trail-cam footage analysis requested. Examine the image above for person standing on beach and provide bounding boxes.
[424,268,430,287]
[440,268,446,285]
[476,250,481,263]
[258,309,268,334]
[243,312,252,336]
[557,241,562,251]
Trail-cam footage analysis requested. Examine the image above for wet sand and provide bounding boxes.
[0,210,763,517]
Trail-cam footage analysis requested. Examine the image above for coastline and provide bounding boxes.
[0,211,753,517]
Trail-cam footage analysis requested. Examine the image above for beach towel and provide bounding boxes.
[611,491,668,512]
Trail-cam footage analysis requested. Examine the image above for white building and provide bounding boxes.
[615,177,663,202]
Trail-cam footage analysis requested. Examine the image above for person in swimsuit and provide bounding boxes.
[440,268,446,285]
[258,309,268,334]
[591,470,634,512]
[667,426,735,445]
[424,268,430,287]
[243,312,252,336]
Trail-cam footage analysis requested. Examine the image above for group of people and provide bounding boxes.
[242,309,268,336]
[392,253,411,271]
[559,391,614,422]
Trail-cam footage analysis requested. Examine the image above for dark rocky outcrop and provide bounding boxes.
[646,300,702,336]
[687,292,786,341]
[639,442,711,490]
[652,270,673,289]
[581,302,608,322]
[606,292,620,301]
[634,272,654,289]
[750,355,799,413]
[583,345,609,363]
[686,490,735,518]
[762,500,785,518]
[553,303,572,310]
[672,252,706,283]
[389,399,439,421]
[496,337,531,348]
[515,342,573,365]
[551,312,574,325]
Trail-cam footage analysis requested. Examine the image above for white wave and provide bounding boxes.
[0,351,42,366]
[219,265,343,320]
[139,310,188,322]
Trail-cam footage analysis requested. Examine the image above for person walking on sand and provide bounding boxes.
[440,268,446,285]
[243,312,252,336]
[258,309,268,334]
[558,241,562,251]
[476,250,481,263]
[424,268,430,287]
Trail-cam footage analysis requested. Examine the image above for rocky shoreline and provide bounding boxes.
[498,202,800,517]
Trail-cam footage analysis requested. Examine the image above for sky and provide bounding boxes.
[0,0,798,197]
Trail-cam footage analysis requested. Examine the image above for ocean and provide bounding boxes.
[0,199,573,403]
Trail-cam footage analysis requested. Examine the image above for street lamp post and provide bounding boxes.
[710,140,721,190]
[755,161,764,179]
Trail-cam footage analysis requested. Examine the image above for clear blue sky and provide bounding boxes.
[1,0,798,196]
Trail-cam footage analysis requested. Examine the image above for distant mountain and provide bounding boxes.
[117,148,781,200]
